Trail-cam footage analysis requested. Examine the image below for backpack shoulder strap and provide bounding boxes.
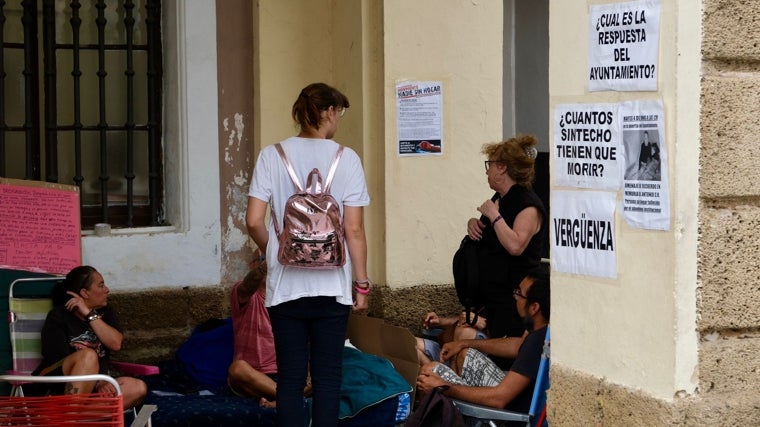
[275,143,304,192]
[323,146,344,194]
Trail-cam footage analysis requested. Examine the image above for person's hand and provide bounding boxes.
[477,199,500,223]
[248,248,266,270]
[440,340,467,362]
[352,293,368,311]
[416,363,446,395]
[65,291,91,317]
[422,312,440,329]
[467,217,485,240]
[457,312,487,330]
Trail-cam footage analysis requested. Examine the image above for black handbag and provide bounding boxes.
[406,386,465,427]
[452,236,482,326]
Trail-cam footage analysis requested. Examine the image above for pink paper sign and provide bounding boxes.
[0,179,82,274]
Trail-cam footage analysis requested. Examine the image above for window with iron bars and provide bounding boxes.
[0,0,164,229]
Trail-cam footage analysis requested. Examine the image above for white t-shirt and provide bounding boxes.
[248,137,370,307]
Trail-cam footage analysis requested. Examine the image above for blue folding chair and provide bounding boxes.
[452,326,550,427]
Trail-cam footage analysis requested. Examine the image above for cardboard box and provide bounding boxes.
[347,314,420,402]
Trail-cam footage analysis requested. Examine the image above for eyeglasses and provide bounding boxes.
[513,288,527,299]
[484,160,500,171]
[337,107,346,117]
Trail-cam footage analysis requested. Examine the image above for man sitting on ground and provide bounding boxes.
[227,252,311,407]
[416,267,549,413]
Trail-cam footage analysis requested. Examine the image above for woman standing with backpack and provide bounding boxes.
[246,82,371,426]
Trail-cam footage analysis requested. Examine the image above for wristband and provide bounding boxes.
[86,310,100,323]
[352,279,371,288]
[492,215,503,226]
[354,285,371,295]
[353,279,371,295]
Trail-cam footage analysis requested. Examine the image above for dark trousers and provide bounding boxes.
[268,296,350,427]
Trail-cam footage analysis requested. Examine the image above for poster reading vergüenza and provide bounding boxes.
[551,190,617,279]
[588,0,660,92]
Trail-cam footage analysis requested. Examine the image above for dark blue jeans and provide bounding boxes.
[268,296,350,427]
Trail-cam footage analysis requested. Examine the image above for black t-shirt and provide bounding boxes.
[504,325,547,413]
[34,306,121,376]
[477,185,546,340]
[478,185,546,299]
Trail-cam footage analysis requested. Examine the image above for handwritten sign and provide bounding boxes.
[0,178,81,274]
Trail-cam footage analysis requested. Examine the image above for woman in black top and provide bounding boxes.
[34,265,147,409]
[467,134,546,342]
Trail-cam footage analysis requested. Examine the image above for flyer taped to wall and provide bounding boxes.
[620,99,670,230]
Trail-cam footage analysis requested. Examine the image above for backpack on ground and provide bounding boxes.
[452,235,483,326]
[406,385,465,427]
[272,143,346,269]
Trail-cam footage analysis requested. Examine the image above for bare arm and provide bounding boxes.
[478,199,541,256]
[494,207,541,256]
[65,291,122,351]
[416,366,531,409]
[89,317,124,352]
[445,371,532,408]
[440,331,527,362]
[344,205,368,310]
[246,196,270,252]
[236,249,266,307]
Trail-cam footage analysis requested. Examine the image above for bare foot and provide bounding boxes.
[259,397,276,409]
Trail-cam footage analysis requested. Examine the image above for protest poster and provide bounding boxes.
[0,178,82,274]
[553,103,621,190]
[620,99,670,230]
[396,81,443,156]
[588,0,661,92]
[551,190,617,278]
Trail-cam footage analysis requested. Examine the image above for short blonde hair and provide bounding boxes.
[482,134,538,187]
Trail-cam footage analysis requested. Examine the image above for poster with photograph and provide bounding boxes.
[588,0,660,92]
[620,99,670,230]
[396,81,443,156]
[553,103,621,190]
[551,190,617,278]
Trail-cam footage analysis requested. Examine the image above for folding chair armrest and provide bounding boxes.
[451,399,531,423]
[130,404,158,427]
[0,374,121,394]
[111,361,160,376]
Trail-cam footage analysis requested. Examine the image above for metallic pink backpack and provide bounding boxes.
[272,143,346,269]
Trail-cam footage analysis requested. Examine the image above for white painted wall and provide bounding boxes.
[81,1,222,290]
[549,0,700,399]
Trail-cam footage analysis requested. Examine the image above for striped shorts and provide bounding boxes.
[432,348,505,387]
